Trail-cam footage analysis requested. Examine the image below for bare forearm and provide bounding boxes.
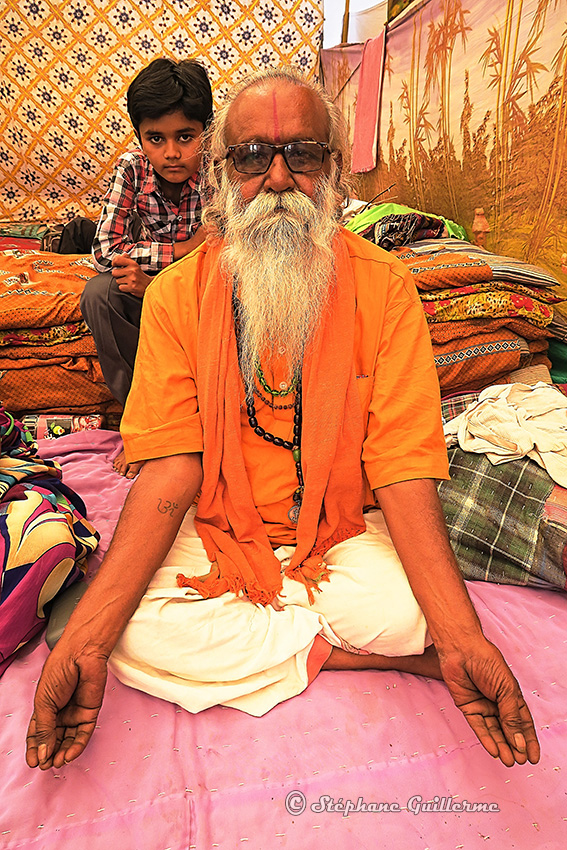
[57,453,203,656]
[374,478,483,650]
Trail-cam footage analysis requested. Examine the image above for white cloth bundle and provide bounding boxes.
[444,382,567,486]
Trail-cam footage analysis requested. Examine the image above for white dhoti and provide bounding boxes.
[109,509,429,716]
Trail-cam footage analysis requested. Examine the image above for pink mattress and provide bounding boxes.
[1,431,566,849]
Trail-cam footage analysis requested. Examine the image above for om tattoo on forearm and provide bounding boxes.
[156,498,179,517]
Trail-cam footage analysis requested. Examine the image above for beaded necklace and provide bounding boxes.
[245,385,304,522]
[253,386,296,410]
[233,285,304,521]
[255,360,299,397]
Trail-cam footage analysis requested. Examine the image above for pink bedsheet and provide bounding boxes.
[1,431,566,849]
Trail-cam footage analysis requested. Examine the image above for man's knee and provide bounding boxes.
[368,598,428,656]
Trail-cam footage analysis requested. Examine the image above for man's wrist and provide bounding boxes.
[430,621,487,657]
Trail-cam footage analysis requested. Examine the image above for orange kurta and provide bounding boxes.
[121,228,448,545]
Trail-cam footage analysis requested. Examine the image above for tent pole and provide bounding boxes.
[341,0,350,44]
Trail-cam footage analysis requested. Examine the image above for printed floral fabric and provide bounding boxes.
[421,290,555,328]
[0,406,99,675]
[0,0,323,222]
[0,322,92,349]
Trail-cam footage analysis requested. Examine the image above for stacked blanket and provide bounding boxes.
[0,250,120,418]
[353,208,564,394]
[394,238,562,394]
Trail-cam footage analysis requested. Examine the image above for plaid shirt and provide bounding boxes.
[91,149,202,273]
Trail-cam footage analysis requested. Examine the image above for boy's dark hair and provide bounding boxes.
[127,57,213,137]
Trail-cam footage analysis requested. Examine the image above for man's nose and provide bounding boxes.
[263,151,295,192]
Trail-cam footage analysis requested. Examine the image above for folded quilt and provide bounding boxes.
[428,317,553,344]
[397,240,560,290]
[432,332,550,393]
[0,250,96,330]
[0,321,91,348]
[0,361,117,415]
[422,289,554,327]
[394,247,565,297]
[0,333,97,359]
[420,281,562,303]
[444,382,567,486]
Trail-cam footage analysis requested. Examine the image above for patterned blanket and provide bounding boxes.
[0,408,99,674]
[0,250,119,415]
[0,250,96,331]
[396,240,561,290]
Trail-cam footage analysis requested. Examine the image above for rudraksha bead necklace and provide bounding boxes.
[233,284,305,513]
[245,380,304,512]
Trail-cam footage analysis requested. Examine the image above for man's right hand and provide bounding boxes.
[25,454,204,768]
[26,645,108,769]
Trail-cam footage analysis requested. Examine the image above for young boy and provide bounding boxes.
[81,58,213,476]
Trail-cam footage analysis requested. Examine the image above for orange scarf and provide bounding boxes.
[177,232,366,604]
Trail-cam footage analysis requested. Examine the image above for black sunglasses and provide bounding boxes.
[226,141,330,174]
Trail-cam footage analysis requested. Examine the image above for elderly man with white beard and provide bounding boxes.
[26,68,539,771]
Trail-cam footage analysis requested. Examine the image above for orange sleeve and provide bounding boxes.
[346,231,449,489]
[120,250,205,463]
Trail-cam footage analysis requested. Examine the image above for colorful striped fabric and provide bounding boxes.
[0,407,99,675]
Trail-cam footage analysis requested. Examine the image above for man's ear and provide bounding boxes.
[332,150,344,181]
[212,158,225,190]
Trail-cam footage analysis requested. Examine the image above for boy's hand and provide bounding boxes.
[112,254,152,298]
[173,226,205,260]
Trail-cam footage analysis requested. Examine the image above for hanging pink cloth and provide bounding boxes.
[351,31,386,174]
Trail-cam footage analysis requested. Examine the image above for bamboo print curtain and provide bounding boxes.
[372,0,567,285]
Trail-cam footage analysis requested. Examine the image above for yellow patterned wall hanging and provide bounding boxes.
[0,0,323,223]
[322,0,567,287]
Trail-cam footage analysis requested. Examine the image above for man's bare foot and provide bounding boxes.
[322,642,443,679]
[113,448,144,479]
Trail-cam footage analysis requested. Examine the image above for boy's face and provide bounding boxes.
[138,109,204,191]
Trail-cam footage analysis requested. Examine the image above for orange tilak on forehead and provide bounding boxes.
[271,89,281,143]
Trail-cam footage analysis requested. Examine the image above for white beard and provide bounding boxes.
[219,176,339,395]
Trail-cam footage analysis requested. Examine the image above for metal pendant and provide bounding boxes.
[287,504,301,525]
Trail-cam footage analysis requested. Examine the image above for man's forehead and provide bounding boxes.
[225,81,330,145]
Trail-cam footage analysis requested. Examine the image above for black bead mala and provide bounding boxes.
[245,382,304,512]
[233,282,305,516]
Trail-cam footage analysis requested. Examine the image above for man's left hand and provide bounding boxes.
[112,254,152,297]
[439,639,541,767]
